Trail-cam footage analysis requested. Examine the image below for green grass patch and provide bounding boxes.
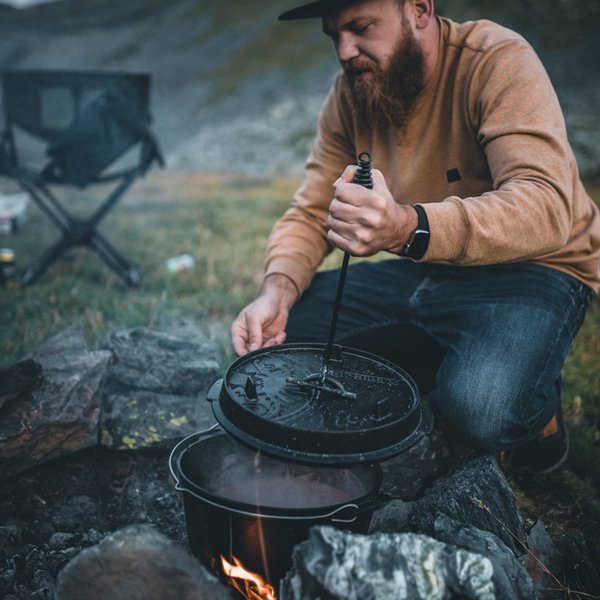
[0,172,298,369]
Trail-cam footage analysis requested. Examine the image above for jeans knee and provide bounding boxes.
[440,409,507,452]
[453,416,510,453]
[428,383,540,453]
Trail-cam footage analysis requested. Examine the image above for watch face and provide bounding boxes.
[403,229,429,259]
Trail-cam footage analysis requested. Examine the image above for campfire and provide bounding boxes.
[0,325,555,599]
[221,555,277,600]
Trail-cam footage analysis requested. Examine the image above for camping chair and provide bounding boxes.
[0,69,164,286]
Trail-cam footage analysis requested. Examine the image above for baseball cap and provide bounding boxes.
[279,0,359,20]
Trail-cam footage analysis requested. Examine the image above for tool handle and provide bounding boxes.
[323,152,373,365]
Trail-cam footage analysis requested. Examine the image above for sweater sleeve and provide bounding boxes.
[264,75,357,294]
[422,37,576,265]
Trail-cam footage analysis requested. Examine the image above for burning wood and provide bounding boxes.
[221,555,277,600]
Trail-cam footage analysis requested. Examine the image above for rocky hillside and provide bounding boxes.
[0,0,598,178]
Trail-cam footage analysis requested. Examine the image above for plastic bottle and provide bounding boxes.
[166,254,195,273]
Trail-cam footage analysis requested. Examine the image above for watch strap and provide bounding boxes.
[401,205,430,260]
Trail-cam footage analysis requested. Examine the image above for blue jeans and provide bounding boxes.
[286,260,593,452]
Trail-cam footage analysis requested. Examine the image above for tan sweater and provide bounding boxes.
[265,17,600,294]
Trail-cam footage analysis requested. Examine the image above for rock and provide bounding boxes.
[30,568,55,600]
[369,499,416,534]
[280,525,532,600]
[379,432,439,500]
[55,524,231,600]
[0,325,111,481]
[100,390,217,451]
[368,454,537,595]
[99,327,220,451]
[431,514,536,599]
[48,533,78,551]
[102,327,219,396]
[81,529,103,546]
[0,359,43,412]
[0,445,189,600]
[524,519,561,598]
[408,455,528,557]
[526,520,554,557]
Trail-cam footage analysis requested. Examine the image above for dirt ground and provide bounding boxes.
[0,446,188,600]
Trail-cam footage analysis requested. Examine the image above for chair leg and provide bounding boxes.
[21,234,72,286]
[22,229,140,287]
[14,170,143,286]
[88,232,141,286]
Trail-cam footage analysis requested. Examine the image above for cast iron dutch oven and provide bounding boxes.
[170,341,430,583]
[207,342,431,466]
[169,424,383,584]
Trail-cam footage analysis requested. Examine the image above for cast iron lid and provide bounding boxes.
[208,342,431,466]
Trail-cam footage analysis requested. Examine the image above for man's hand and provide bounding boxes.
[327,167,417,256]
[230,274,299,356]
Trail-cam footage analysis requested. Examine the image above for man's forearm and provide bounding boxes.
[261,273,300,310]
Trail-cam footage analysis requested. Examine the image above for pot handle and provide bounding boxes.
[330,493,393,523]
[329,503,360,523]
[169,422,221,491]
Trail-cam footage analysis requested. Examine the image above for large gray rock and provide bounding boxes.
[102,327,218,396]
[280,525,535,600]
[99,327,220,450]
[55,524,231,600]
[408,455,528,558]
[431,514,536,599]
[370,452,553,597]
[0,324,111,480]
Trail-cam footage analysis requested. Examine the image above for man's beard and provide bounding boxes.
[345,28,426,131]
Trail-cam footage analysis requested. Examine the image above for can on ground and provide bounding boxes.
[0,248,18,287]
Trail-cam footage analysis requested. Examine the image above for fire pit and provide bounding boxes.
[0,324,550,599]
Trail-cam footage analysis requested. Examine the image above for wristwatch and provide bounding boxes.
[401,205,430,260]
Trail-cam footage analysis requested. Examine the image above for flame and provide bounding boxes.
[221,555,277,600]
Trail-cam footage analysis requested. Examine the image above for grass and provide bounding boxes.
[0,172,298,369]
[1,172,599,597]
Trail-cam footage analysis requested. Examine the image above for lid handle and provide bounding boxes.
[207,378,223,402]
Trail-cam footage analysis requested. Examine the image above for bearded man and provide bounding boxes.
[231,0,600,473]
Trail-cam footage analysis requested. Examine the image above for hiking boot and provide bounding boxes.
[503,403,569,475]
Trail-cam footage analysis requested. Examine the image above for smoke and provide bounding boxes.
[180,434,373,510]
